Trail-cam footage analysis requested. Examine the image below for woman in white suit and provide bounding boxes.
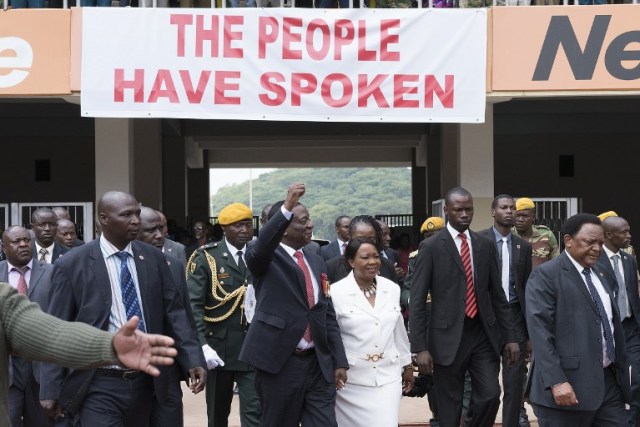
[331,237,414,426]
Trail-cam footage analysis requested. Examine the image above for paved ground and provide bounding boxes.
[182,384,538,426]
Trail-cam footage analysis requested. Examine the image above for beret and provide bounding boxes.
[598,211,618,221]
[218,203,253,225]
[515,198,535,211]
[420,217,445,233]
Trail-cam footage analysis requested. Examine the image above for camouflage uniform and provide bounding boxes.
[373,0,413,8]
[513,225,559,270]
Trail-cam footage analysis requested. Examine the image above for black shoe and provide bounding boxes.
[518,406,531,427]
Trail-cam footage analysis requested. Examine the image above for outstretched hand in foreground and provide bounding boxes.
[113,316,177,376]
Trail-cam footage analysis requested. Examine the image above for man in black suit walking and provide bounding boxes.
[320,215,350,261]
[410,187,519,427]
[478,195,532,427]
[40,191,206,426]
[240,183,348,427]
[597,215,640,425]
[31,208,68,264]
[527,213,630,425]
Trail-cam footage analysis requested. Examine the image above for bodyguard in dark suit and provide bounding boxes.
[240,183,348,427]
[409,187,519,427]
[31,207,69,264]
[477,195,532,427]
[320,215,350,261]
[40,191,207,427]
[1,226,54,427]
[188,203,261,427]
[526,213,630,426]
[597,215,640,425]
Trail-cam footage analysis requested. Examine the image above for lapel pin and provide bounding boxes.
[138,255,144,260]
[220,267,225,274]
[600,272,604,277]
[223,252,228,257]
[516,244,520,249]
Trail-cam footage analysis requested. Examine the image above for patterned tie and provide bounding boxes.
[459,233,477,318]
[39,248,48,263]
[582,268,615,363]
[237,250,247,277]
[294,251,314,342]
[501,237,510,301]
[12,266,29,296]
[115,251,146,332]
[341,242,347,255]
[612,255,630,319]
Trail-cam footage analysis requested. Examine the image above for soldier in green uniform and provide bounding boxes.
[187,203,260,427]
[400,216,444,427]
[512,198,560,270]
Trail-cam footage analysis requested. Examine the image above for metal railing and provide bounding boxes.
[10,202,94,241]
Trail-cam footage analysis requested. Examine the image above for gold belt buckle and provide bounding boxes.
[366,353,384,362]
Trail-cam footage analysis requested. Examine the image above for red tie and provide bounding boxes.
[294,251,314,342]
[13,266,29,296]
[459,233,478,318]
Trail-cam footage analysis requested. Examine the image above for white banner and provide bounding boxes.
[81,8,486,123]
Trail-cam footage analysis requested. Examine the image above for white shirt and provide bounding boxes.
[99,235,146,335]
[337,238,348,256]
[566,252,614,367]
[7,259,34,291]
[446,222,474,274]
[224,237,247,270]
[34,241,54,264]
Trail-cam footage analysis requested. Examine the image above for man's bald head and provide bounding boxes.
[97,191,141,250]
[138,207,165,249]
[603,216,632,252]
[3,226,32,266]
[52,207,71,220]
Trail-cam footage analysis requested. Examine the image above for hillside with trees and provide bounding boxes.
[210,168,411,240]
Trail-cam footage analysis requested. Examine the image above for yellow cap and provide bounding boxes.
[218,203,253,225]
[515,198,535,211]
[420,217,445,233]
[598,211,618,221]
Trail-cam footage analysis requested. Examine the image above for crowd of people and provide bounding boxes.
[2,182,639,427]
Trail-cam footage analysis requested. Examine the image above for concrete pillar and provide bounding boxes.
[95,118,163,208]
[162,136,187,227]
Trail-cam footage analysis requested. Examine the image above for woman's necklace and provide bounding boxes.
[360,280,377,299]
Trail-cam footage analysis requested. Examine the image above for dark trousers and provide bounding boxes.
[255,352,337,427]
[533,367,626,427]
[433,316,501,427]
[79,372,154,427]
[622,316,640,426]
[150,367,183,427]
[206,369,260,427]
[501,306,528,427]
[9,358,53,427]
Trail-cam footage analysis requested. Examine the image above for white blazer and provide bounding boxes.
[331,272,411,387]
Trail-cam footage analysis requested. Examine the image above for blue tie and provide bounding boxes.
[582,268,615,364]
[115,251,146,332]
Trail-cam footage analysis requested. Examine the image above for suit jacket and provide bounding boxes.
[240,209,348,383]
[32,241,68,264]
[526,252,631,411]
[597,250,640,331]
[164,238,187,264]
[384,248,400,266]
[187,239,252,371]
[326,254,398,285]
[0,260,53,386]
[305,240,322,256]
[331,273,411,387]
[320,240,342,262]
[477,228,532,339]
[409,228,516,365]
[40,239,205,406]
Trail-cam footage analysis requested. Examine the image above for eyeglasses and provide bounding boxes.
[193,226,204,231]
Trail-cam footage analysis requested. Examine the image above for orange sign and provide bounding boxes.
[0,10,71,95]
[492,5,640,91]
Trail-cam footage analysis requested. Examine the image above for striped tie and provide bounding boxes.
[459,233,478,318]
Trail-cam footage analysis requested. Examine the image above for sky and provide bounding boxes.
[209,168,276,195]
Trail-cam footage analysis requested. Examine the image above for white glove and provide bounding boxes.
[202,344,225,370]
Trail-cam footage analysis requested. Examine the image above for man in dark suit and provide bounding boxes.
[240,183,348,427]
[378,219,405,282]
[597,215,640,425]
[526,213,630,425]
[477,195,532,427]
[39,191,207,427]
[320,215,350,261]
[325,215,398,284]
[31,208,68,264]
[1,225,54,427]
[410,187,519,427]
[52,207,84,248]
[188,202,261,427]
[157,211,187,263]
